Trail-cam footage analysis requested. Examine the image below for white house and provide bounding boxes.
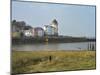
[23,29,35,37]
[44,19,58,36]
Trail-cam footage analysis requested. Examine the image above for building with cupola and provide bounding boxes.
[44,19,58,36]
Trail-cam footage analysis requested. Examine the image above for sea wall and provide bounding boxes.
[12,36,96,44]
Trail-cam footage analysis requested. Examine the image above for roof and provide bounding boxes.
[44,25,55,28]
[52,19,58,25]
[34,27,44,30]
[24,26,33,30]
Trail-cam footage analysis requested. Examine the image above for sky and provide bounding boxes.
[12,1,96,38]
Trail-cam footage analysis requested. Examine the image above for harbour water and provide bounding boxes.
[12,42,96,51]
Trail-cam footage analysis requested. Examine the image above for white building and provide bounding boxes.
[23,29,34,37]
[44,25,55,36]
[44,19,58,36]
[50,19,58,36]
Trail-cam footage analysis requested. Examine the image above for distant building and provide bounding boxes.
[21,25,35,37]
[23,26,33,30]
[34,27,44,37]
[44,19,58,36]
[12,24,22,32]
[12,19,58,38]
[23,29,35,37]
[44,25,55,36]
[22,27,44,38]
[23,30,32,37]
[12,25,17,32]
[50,19,58,36]
[12,20,26,32]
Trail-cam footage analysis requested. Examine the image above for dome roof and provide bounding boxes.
[52,19,58,25]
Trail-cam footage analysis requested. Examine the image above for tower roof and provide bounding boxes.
[52,19,58,25]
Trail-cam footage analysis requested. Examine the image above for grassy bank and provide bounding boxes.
[12,50,96,74]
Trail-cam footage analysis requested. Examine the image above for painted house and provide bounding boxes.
[22,27,44,38]
[44,19,58,36]
[50,19,58,36]
[44,25,55,36]
[34,27,44,37]
[12,24,21,32]
[23,29,34,37]
[22,26,35,37]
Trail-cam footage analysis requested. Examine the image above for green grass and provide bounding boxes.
[12,50,96,74]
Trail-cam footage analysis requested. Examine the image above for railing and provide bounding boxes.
[88,42,96,51]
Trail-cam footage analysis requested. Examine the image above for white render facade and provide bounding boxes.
[44,19,58,36]
[23,29,35,37]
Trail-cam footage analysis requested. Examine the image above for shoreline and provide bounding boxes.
[12,50,96,74]
[12,49,96,52]
[12,37,96,44]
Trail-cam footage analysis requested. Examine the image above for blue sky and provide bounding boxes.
[12,1,96,37]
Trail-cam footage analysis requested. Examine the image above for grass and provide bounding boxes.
[12,50,96,74]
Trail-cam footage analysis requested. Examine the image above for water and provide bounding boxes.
[12,42,96,51]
